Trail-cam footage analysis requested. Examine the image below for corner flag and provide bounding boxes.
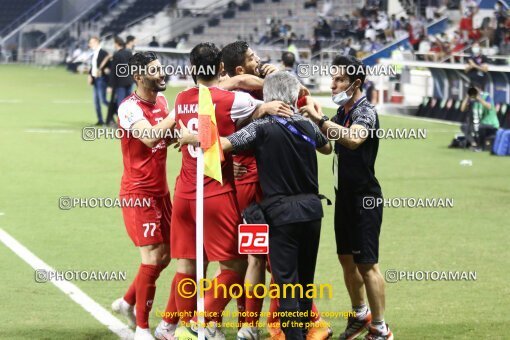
[198,84,223,184]
[195,84,224,340]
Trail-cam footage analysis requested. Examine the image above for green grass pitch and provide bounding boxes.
[0,65,509,339]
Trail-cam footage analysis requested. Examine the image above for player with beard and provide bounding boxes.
[220,41,274,340]
[221,41,332,340]
[111,52,175,340]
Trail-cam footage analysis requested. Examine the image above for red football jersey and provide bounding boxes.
[232,89,262,185]
[174,86,262,199]
[118,92,170,196]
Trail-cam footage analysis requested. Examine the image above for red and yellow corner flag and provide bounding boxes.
[198,84,224,184]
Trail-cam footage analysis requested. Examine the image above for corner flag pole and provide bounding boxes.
[196,147,205,340]
[195,84,221,340]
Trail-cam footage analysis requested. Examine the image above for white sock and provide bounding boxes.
[353,304,368,318]
[136,327,151,333]
[160,321,177,330]
[372,320,387,334]
[121,299,133,309]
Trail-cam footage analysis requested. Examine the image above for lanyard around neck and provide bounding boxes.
[273,116,316,147]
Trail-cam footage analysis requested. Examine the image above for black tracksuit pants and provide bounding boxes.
[268,219,322,340]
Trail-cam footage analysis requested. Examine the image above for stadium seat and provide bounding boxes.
[432,99,446,119]
[416,96,431,117]
[426,98,440,118]
[438,98,453,120]
[100,0,173,36]
[238,2,250,11]
[208,18,220,27]
[500,104,510,129]
[193,25,205,34]
[423,97,436,118]
[445,99,462,122]
[223,9,235,19]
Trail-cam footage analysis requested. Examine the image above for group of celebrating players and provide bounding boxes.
[110,39,392,340]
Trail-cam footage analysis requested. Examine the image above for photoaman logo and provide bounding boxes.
[238,224,269,254]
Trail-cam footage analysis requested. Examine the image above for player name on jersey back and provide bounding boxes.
[173,86,262,199]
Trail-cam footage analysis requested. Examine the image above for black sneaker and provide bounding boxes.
[338,311,372,340]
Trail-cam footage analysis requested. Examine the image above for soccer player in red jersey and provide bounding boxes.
[220,41,275,340]
[221,41,277,208]
[166,42,291,340]
[110,51,176,340]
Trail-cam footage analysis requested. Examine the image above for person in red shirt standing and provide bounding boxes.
[221,41,274,340]
[166,42,291,340]
[110,51,176,340]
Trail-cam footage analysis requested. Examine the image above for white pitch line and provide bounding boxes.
[0,228,134,339]
[0,99,22,103]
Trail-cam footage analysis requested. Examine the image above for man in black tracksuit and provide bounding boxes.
[108,36,134,110]
[301,55,393,340]
[223,72,332,339]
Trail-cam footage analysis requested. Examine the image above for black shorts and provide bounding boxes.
[334,190,383,264]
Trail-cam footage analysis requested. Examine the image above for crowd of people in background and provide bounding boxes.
[415,0,510,62]
[226,0,509,63]
[55,0,510,127]
[61,0,509,75]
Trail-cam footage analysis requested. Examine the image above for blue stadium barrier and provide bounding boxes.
[378,59,510,122]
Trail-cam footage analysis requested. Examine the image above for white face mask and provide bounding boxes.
[472,47,480,55]
[332,82,355,106]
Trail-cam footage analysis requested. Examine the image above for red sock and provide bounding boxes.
[163,275,179,324]
[267,296,280,325]
[123,276,137,306]
[310,303,320,322]
[174,272,196,323]
[245,295,263,325]
[135,264,162,329]
[204,270,242,322]
[237,294,246,327]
